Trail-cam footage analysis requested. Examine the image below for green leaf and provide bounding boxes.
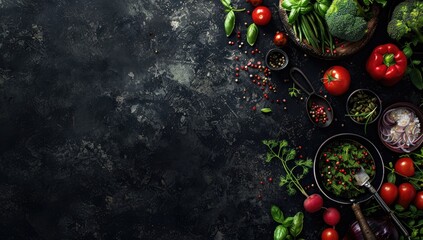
[274,225,289,240]
[410,67,423,90]
[261,107,272,113]
[286,149,296,161]
[279,176,289,186]
[220,0,231,9]
[395,204,405,212]
[413,60,421,65]
[247,23,258,46]
[290,212,304,237]
[387,172,396,184]
[266,152,274,162]
[271,205,285,223]
[281,0,298,10]
[410,205,417,213]
[375,0,387,7]
[224,11,235,37]
[282,217,294,227]
[288,8,300,24]
[280,140,288,149]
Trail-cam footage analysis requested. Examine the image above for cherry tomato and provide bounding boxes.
[249,0,263,6]
[252,6,272,26]
[398,182,416,209]
[322,66,351,96]
[415,191,423,210]
[379,182,398,206]
[273,31,288,47]
[321,228,339,240]
[394,157,415,177]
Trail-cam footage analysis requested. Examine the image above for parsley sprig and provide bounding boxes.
[263,139,312,197]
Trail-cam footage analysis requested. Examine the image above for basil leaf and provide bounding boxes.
[261,107,272,113]
[282,216,294,227]
[387,172,396,184]
[410,68,423,90]
[274,225,289,240]
[247,23,258,46]
[281,0,298,10]
[413,60,421,65]
[271,205,285,223]
[288,8,300,24]
[298,0,311,7]
[289,212,304,237]
[220,0,231,9]
[224,11,235,37]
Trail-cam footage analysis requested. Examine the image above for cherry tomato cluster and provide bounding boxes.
[379,157,423,210]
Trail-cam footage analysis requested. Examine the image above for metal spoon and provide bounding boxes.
[289,67,334,127]
[354,166,411,240]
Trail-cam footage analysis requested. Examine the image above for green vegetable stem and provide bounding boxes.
[263,139,312,197]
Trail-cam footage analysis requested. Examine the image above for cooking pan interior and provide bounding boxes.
[313,133,385,204]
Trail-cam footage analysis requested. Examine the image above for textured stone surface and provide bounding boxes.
[0,0,420,239]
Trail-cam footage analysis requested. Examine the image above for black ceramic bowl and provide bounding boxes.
[346,89,382,125]
[265,48,289,71]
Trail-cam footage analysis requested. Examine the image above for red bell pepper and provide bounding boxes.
[366,43,408,86]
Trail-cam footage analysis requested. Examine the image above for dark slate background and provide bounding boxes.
[0,0,421,239]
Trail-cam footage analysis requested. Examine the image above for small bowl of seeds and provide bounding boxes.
[346,89,382,125]
[265,48,289,71]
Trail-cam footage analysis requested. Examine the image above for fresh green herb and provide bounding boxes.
[288,84,301,98]
[394,204,423,240]
[247,23,259,46]
[261,107,272,114]
[263,139,312,197]
[403,44,423,91]
[271,205,305,240]
[224,10,235,37]
[319,140,376,198]
[220,0,245,37]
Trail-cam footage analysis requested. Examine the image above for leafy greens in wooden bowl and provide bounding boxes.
[278,0,381,59]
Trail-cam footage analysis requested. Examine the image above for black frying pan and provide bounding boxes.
[313,133,385,240]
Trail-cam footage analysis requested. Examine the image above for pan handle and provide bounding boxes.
[289,67,315,96]
[351,203,377,240]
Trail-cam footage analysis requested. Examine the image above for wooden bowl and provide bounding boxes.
[278,0,380,60]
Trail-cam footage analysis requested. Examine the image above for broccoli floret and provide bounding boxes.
[387,0,423,44]
[325,0,368,42]
[387,19,411,41]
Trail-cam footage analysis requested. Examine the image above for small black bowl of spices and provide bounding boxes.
[265,48,289,71]
[346,89,382,125]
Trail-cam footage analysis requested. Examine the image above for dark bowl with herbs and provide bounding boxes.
[346,89,382,125]
[378,102,423,153]
[313,133,384,204]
